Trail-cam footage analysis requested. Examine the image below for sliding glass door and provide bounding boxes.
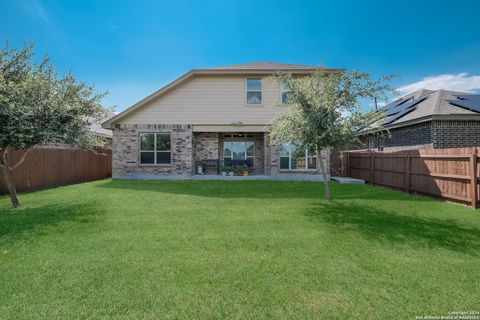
[223,134,255,167]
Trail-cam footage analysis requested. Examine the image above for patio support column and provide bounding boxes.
[264,132,271,175]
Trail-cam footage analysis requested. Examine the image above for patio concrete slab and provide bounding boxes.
[114,174,329,182]
[331,176,365,184]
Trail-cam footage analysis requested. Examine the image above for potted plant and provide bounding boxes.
[220,166,229,176]
[233,165,247,176]
[242,166,250,176]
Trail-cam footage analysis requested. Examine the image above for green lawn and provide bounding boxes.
[1,180,479,319]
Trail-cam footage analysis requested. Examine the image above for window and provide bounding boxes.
[280,143,317,170]
[281,84,291,104]
[246,78,262,105]
[223,134,255,167]
[377,136,385,151]
[139,133,171,164]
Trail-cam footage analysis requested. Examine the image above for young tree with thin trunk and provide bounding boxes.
[0,43,107,208]
[270,70,395,201]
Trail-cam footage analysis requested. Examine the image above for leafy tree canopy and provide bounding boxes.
[270,69,395,200]
[0,43,108,207]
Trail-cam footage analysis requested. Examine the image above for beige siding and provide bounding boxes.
[118,75,286,125]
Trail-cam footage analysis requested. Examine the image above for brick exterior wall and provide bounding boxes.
[112,124,193,178]
[359,123,433,150]
[253,133,266,174]
[194,133,219,162]
[432,121,480,148]
[268,135,280,175]
[112,126,329,178]
[360,120,480,150]
[385,122,433,148]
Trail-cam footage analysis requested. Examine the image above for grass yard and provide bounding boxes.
[1,180,479,319]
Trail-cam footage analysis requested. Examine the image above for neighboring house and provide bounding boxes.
[90,108,115,140]
[102,62,341,178]
[44,107,114,149]
[360,89,480,151]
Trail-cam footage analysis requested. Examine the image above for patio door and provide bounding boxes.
[223,134,255,167]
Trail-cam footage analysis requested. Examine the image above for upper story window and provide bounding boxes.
[281,84,292,104]
[246,78,262,105]
[139,133,171,164]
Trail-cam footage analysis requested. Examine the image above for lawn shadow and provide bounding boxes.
[307,201,480,255]
[96,180,432,202]
[0,202,103,245]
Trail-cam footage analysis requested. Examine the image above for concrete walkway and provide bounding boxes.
[331,176,365,184]
[115,174,329,182]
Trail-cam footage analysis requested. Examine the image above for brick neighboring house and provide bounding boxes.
[360,89,480,151]
[101,62,341,179]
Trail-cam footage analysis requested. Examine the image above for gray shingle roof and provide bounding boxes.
[89,108,115,137]
[380,89,480,127]
[205,61,322,71]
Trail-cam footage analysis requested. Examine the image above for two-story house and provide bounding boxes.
[102,62,341,179]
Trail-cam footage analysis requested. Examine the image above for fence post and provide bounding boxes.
[405,156,411,193]
[370,153,375,185]
[470,153,478,208]
[344,152,349,177]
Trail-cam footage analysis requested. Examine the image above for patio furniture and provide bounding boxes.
[196,159,220,175]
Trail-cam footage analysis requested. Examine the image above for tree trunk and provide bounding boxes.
[318,149,331,201]
[2,166,20,208]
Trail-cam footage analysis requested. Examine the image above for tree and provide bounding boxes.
[0,43,107,208]
[270,69,395,201]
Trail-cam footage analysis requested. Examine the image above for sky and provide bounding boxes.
[1,0,480,111]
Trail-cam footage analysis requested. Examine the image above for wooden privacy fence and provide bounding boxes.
[0,148,112,195]
[337,147,480,208]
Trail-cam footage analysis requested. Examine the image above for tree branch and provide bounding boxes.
[10,147,33,170]
[0,148,6,168]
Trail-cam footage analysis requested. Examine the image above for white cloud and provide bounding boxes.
[397,73,480,96]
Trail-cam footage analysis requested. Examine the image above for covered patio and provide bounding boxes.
[193,129,270,175]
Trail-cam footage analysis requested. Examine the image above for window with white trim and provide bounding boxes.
[223,133,255,167]
[280,143,317,170]
[246,78,262,105]
[139,133,171,164]
[223,141,254,161]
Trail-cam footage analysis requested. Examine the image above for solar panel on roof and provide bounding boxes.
[457,95,480,101]
[384,106,418,125]
[382,96,428,124]
[448,98,480,113]
[379,97,413,111]
[383,96,427,117]
[395,97,414,106]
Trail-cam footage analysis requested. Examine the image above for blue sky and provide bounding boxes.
[1,0,480,111]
